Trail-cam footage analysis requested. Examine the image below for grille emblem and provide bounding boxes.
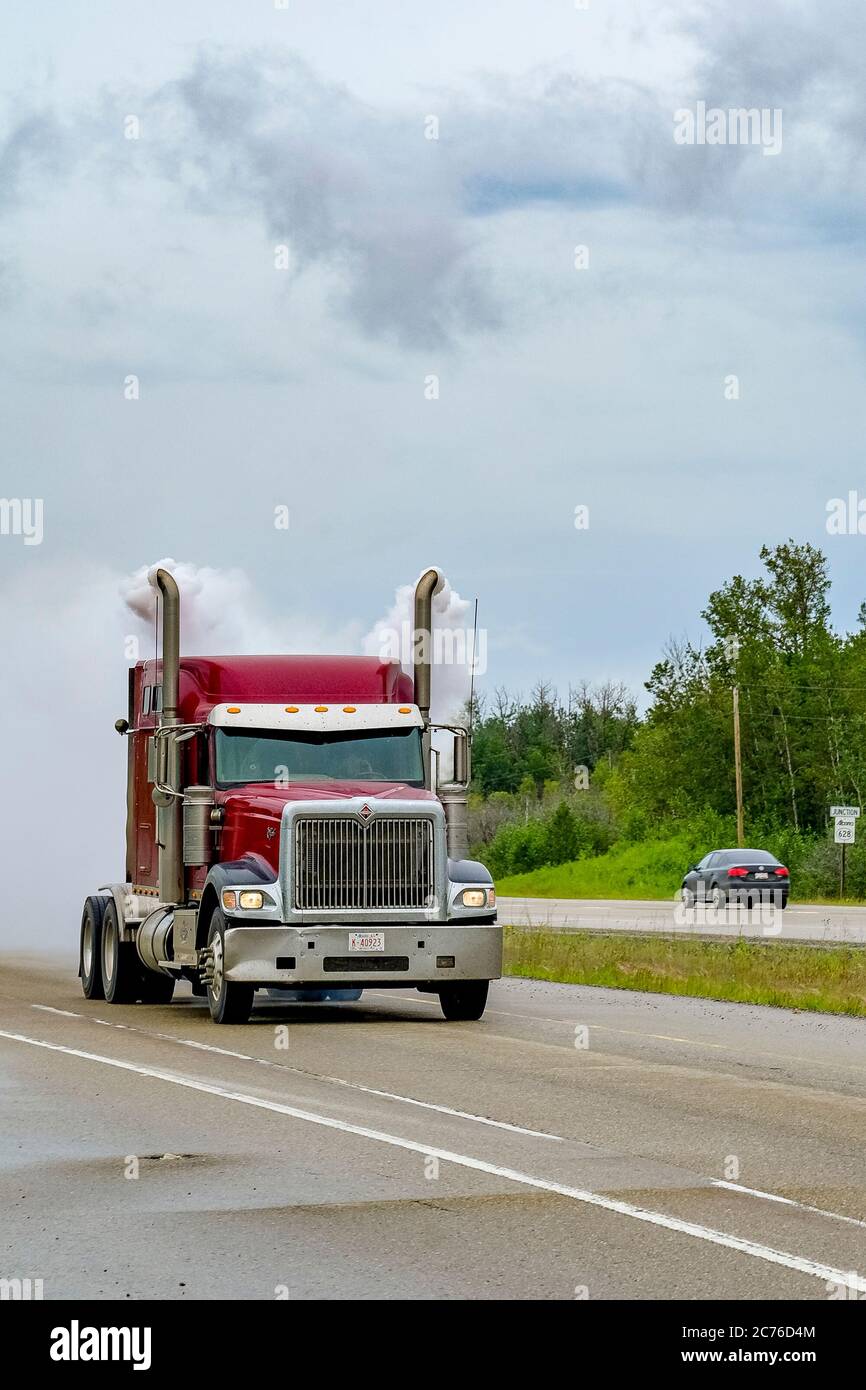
[357,802,374,824]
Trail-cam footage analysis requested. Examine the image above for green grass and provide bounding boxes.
[503,926,866,1016]
[497,835,697,900]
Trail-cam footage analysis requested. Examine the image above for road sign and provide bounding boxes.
[831,805,860,818]
[835,817,856,844]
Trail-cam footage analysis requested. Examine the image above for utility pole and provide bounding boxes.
[733,685,744,847]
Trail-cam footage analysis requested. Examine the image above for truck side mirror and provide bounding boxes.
[115,718,129,735]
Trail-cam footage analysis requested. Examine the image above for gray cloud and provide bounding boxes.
[666,0,866,233]
[147,51,502,348]
[1,3,864,356]
[0,109,65,213]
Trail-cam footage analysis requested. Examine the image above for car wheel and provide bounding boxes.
[680,886,695,908]
[710,885,726,909]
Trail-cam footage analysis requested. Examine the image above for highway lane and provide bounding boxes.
[499,896,866,943]
[1,952,864,1300]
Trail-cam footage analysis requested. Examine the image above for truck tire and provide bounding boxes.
[101,900,140,1004]
[207,911,254,1024]
[139,970,175,1004]
[438,980,489,1021]
[79,896,107,999]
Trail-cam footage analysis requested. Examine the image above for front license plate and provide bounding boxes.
[349,931,385,952]
[754,872,769,879]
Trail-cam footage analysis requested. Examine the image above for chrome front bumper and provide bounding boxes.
[223,922,502,987]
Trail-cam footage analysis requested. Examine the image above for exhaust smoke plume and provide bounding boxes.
[363,568,481,726]
[122,558,298,655]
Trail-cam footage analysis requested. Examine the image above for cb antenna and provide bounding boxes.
[468,597,478,735]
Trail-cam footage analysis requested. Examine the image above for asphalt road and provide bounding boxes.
[2,952,865,1301]
[499,896,866,943]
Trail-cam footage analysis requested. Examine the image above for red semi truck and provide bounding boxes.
[79,567,501,1023]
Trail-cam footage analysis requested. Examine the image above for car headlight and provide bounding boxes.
[459,888,495,909]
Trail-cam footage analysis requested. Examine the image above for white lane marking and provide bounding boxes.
[713,1181,866,1231]
[29,1005,562,1142]
[298,1070,562,1137]
[2,1028,863,1295]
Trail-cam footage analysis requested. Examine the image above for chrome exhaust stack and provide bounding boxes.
[151,567,184,906]
[413,567,443,788]
[413,567,471,853]
[412,567,442,726]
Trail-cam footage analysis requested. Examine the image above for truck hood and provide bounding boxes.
[217,781,437,812]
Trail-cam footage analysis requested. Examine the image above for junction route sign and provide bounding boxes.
[831,806,860,846]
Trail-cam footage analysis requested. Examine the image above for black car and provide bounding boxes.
[681,849,790,908]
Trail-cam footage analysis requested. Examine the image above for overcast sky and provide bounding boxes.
[1,1,864,936]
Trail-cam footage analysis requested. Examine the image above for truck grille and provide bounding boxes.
[293,816,435,912]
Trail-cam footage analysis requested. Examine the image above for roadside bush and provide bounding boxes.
[485,819,550,877]
[481,799,613,877]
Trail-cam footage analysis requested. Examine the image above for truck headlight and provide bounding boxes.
[459,888,495,909]
[222,889,270,912]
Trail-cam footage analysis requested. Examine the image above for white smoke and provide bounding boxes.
[362,568,481,725]
[120,557,343,655]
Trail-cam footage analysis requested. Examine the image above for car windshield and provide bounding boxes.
[718,850,779,865]
[215,727,425,787]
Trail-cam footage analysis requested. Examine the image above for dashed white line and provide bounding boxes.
[30,1004,562,1141]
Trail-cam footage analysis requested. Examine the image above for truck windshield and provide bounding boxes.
[215,727,425,788]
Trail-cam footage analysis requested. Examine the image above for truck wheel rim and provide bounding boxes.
[82,919,93,976]
[103,925,115,982]
[211,933,224,999]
